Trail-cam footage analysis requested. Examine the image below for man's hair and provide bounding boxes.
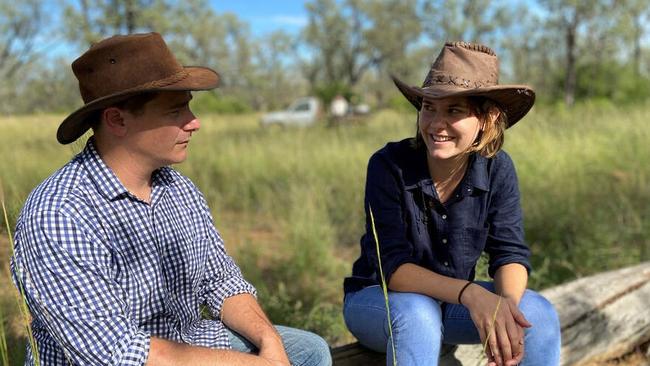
[411,96,508,158]
[90,92,160,130]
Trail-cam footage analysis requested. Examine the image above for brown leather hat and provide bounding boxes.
[57,32,220,144]
[392,42,535,128]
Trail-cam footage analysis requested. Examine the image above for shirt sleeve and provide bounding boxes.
[484,152,532,277]
[12,209,150,366]
[362,153,418,285]
[196,195,257,318]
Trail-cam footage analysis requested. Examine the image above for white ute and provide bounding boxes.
[260,97,320,127]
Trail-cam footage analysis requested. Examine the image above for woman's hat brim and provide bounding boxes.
[57,66,220,144]
[392,75,535,128]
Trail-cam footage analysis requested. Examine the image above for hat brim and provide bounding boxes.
[57,66,220,144]
[391,75,535,128]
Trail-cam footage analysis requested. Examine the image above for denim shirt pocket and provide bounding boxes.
[460,226,489,272]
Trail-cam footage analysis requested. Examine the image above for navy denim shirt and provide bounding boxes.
[344,138,531,294]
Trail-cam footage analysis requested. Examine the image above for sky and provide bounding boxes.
[38,0,311,61]
[209,0,309,37]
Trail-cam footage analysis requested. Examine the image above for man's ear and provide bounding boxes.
[101,107,128,137]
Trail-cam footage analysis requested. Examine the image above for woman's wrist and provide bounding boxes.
[457,281,473,305]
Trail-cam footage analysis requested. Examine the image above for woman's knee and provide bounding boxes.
[520,290,561,339]
[389,292,443,336]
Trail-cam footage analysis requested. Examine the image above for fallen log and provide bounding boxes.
[332,261,650,365]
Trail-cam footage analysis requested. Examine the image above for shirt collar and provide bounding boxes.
[81,138,175,201]
[402,146,490,194]
[465,153,490,193]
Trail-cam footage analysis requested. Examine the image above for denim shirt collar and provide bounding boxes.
[402,144,490,198]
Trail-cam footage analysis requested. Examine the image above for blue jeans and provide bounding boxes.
[343,283,560,366]
[227,325,332,366]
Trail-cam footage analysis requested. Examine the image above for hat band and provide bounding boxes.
[423,73,496,89]
[86,69,191,102]
[130,69,190,91]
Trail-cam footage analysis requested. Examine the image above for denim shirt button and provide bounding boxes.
[443,261,449,266]
[441,214,447,220]
[442,238,448,244]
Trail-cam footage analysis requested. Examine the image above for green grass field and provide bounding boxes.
[1,101,649,363]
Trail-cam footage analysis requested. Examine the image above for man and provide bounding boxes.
[10,32,331,366]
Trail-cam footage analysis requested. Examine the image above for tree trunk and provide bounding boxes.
[564,16,577,107]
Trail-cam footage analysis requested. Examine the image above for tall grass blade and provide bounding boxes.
[369,206,397,366]
[0,179,40,365]
[0,300,8,366]
[476,294,502,365]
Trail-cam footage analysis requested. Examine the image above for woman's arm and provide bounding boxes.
[494,263,528,305]
[389,263,476,303]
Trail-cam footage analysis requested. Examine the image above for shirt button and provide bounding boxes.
[444,261,449,266]
[441,214,447,220]
[467,188,472,192]
[442,238,448,244]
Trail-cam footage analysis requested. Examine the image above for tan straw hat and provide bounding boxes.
[392,42,535,127]
[57,32,220,144]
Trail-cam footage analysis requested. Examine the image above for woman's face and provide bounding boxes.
[418,96,483,162]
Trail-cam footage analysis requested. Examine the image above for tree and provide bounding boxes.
[614,0,650,76]
[420,0,515,49]
[303,0,421,105]
[63,0,162,46]
[539,0,601,106]
[0,0,43,80]
[250,31,305,110]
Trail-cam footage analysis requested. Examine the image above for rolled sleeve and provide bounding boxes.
[363,154,418,285]
[197,201,256,317]
[13,210,151,366]
[485,153,531,277]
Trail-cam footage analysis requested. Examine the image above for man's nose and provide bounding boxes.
[184,114,200,131]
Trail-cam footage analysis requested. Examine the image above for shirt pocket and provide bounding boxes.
[460,226,489,270]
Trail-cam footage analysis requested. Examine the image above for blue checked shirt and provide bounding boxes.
[11,139,256,365]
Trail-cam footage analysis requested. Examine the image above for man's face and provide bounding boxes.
[122,91,199,168]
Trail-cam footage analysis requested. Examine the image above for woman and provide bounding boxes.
[343,42,561,366]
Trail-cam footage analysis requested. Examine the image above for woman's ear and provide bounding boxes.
[101,107,128,137]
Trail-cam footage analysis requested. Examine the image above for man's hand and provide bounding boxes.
[462,284,531,366]
[258,335,291,366]
[222,294,291,365]
[256,329,290,366]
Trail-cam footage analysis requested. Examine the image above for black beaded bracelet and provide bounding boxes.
[457,281,473,305]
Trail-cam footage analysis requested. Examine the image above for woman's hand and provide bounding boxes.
[461,284,531,366]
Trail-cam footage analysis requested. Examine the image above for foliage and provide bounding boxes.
[191,91,253,114]
[2,0,650,114]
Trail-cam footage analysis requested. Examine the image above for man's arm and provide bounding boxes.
[146,337,276,366]
[146,294,289,366]
[221,293,290,365]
